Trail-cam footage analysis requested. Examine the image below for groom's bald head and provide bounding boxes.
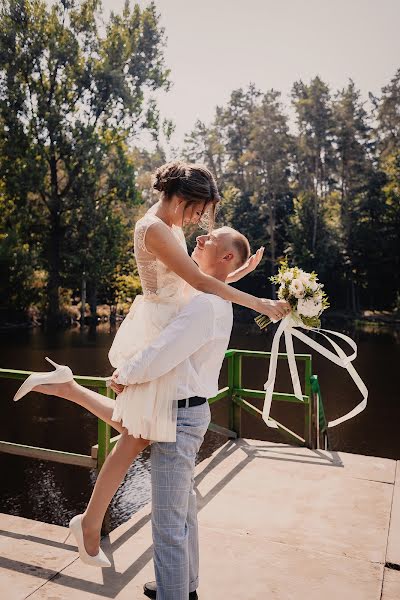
[223,227,251,269]
[191,227,251,280]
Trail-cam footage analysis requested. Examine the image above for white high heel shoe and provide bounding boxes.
[13,356,74,402]
[67,514,111,568]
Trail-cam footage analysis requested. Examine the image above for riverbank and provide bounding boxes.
[1,304,400,331]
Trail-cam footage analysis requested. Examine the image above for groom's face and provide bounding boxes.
[191,228,234,271]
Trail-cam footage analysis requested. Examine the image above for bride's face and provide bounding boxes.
[171,197,208,227]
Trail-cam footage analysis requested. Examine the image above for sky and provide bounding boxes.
[101,0,400,151]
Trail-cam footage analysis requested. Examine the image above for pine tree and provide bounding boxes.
[332,80,372,312]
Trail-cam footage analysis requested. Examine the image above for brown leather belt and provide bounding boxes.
[177,396,207,408]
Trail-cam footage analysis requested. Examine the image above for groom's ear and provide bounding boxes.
[223,251,234,263]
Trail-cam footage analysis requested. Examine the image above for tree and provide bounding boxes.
[247,90,294,296]
[291,77,336,257]
[332,80,372,311]
[0,181,46,317]
[219,85,261,194]
[366,71,400,308]
[62,130,138,324]
[372,68,400,158]
[0,0,170,324]
[380,151,400,308]
[129,144,167,206]
[183,116,225,183]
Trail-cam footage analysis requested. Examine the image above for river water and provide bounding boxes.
[0,316,398,529]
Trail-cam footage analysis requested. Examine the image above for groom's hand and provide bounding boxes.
[109,370,126,395]
[226,246,265,283]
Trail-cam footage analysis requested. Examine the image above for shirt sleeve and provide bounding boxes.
[114,294,216,385]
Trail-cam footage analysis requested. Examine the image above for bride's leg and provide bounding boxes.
[81,431,150,556]
[33,380,124,433]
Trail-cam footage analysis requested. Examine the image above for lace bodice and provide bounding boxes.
[134,212,188,301]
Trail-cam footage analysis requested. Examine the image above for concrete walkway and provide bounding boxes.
[1,439,399,600]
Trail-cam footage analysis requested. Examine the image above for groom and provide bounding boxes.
[110,227,289,600]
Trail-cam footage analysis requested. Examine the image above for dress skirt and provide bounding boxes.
[108,295,186,442]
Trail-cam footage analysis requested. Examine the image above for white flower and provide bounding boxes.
[308,279,319,292]
[289,278,305,298]
[297,297,322,318]
[315,301,323,314]
[297,270,311,286]
[281,270,294,283]
[277,285,286,299]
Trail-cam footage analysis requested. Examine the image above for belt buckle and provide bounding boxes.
[185,397,190,408]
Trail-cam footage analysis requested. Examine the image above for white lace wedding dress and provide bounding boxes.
[108,211,190,442]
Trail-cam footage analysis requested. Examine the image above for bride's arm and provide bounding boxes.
[145,224,286,320]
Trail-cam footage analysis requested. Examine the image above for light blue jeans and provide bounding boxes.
[150,400,211,600]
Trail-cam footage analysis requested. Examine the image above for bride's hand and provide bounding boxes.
[257,298,290,321]
[226,246,265,284]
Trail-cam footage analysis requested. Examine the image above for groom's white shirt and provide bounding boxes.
[115,291,233,400]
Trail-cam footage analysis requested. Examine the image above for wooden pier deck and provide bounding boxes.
[1,439,399,600]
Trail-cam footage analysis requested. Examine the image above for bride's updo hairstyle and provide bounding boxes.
[153,160,220,231]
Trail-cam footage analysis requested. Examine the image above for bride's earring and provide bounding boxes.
[174,199,183,214]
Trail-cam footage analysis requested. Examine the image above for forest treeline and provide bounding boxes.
[183,78,400,312]
[0,1,399,327]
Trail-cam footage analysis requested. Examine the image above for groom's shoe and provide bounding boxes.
[143,581,198,599]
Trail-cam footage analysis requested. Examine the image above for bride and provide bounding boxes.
[13,160,290,566]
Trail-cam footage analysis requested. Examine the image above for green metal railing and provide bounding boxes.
[0,368,115,469]
[222,349,326,448]
[0,349,328,471]
[310,373,329,450]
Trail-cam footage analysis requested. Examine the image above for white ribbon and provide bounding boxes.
[262,315,368,429]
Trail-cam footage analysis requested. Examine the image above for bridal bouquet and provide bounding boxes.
[255,259,330,330]
[256,259,367,431]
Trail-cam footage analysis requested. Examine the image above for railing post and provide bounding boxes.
[97,385,113,470]
[229,352,242,438]
[228,352,234,434]
[97,385,115,536]
[310,374,329,450]
[304,355,313,448]
[312,387,320,449]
